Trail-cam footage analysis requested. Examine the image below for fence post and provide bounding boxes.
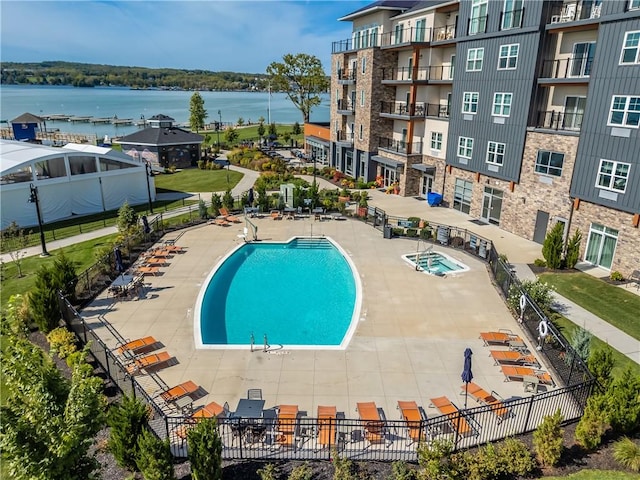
[523,394,535,432]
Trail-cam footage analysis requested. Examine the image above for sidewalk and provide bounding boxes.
[3,165,637,365]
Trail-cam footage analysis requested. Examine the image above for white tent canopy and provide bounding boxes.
[0,140,155,230]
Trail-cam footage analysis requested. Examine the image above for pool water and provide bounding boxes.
[196,237,360,349]
[403,250,470,275]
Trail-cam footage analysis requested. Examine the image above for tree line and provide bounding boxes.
[0,61,272,91]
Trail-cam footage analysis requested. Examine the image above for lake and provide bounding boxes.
[0,85,330,138]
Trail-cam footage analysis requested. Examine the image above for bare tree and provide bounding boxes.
[3,221,31,278]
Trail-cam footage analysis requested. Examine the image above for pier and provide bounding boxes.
[40,114,135,126]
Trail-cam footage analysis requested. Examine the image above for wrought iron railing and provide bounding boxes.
[540,57,593,79]
[378,137,422,155]
[534,110,584,132]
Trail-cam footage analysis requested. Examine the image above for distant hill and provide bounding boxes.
[0,61,270,91]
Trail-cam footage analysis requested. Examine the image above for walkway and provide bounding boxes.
[3,163,637,365]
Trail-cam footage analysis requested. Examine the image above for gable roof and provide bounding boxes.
[339,0,420,21]
[10,112,46,124]
[148,114,176,121]
[117,127,204,146]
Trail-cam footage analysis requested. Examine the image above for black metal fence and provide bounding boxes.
[58,205,595,461]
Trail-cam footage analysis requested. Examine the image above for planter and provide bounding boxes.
[357,207,367,217]
[338,196,351,203]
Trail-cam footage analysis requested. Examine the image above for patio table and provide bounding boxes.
[233,399,265,420]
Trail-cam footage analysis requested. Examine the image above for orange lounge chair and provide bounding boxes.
[134,266,161,276]
[357,401,385,445]
[143,256,169,266]
[276,404,298,448]
[219,207,241,223]
[398,400,427,444]
[148,249,173,257]
[461,382,513,423]
[490,349,539,367]
[126,351,171,375]
[501,365,554,386]
[270,210,283,220]
[429,396,478,438]
[159,380,198,402]
[117,336,157,356]
[163,245,184,253]
[214,217,231,227]
[317,405,337,448]
[175,401,225,439]
[479,330,522,346]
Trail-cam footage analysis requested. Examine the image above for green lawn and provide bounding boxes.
[153,167,244,193]
[539,272,640,341]
[546,470,640,480]
[200,123,304,147]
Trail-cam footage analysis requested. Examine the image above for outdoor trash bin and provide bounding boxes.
[383,225,393,239]
[427,192,443,206]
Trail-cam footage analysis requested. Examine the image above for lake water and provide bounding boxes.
[0,85,330,139]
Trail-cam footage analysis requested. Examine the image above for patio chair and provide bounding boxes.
[247,388,262,400]
[356,401,386,446]
[116,335,158,356]
[429,396,479,438]
[126,351,172,375]
[479,329,522,346]
[134,266,161,276]
[317,405,337,449]
[501,365,555,386]
[461,382,514,423]
[219,207,241,223]
[490,349,540,367]
[270,210,283,220]
[163,244,185,253]
[398,400,427,445]
[213,217,231,227]
[276,404,298,448]
[174,401,225,439]
[159,380,198,402]
[143,256,170,266]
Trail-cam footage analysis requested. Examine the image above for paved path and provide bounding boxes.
[3,163,638,365]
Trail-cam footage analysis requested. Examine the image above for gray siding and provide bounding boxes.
[570,18,640,213]
[456,0,545,38]
[445,31,542,182]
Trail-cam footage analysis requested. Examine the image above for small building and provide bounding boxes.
[117,114,203,169]
[9,112,47,142]
[304,122,330,167]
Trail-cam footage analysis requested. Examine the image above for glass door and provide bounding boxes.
[564,96,586,130]
[570,42,595,77]
[383,166,397,187]
[415,19,426,41]
[481,187,503,225]
[585,223,618,270]
[421,175,434,196]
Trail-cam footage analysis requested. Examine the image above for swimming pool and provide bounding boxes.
[195,237,361,349]
[402,250,470,275]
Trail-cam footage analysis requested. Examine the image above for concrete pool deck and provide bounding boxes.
[82,199,549,420]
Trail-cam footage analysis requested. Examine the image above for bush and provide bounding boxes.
[417,439,460,479]
[406,228,418,237]
[606,366,640,435]
[29,265,61,333]
[565,229,582,268]
[198,199,209,219]
[188,417,222,480]
[498,437,536,477]
[407,217,421,228]
[419,227,433,240]
[52,250,78,302]
[542,222,564,269]
[116,201,139,233]
[588,348,614,392]
[610,271,625,282]
[332,452,356,480]
[533,409,564,466]
[107,394,150,470]
[222,188,234,210]
[507,279,555,315]
[534,258,547,267]
[288,462,313,480]
[613,437,640,472]
[46,327,77,359]
[575,393,610,450]
[392,227,405,237]
[136,429,176,480]
[257,463,278,480]
[211,193,222,217]
[390,460,417,480]
[566,326,592,365]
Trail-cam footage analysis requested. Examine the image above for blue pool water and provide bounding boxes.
[403,251,470,275]
[196,237,359,348]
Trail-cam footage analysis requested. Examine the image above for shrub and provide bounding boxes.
[116,200,139,233]
[534,258,547,267]
[390,460,417,480]
[542,222,564,269]
[406,228,418,237]
[29,265,61,333]
[136,429,176,480]
[198,199,209,219]
[188,417,222,480]
[417,439,460,479]
[575,393,610,450]
[47,327,77,359]
[588,348,614,392]
[613,437,640,472]
[107,394,150,470]
[419,227,432,240]
[566,326,592,365]
[222,188,234,210]
[332,452,356,480]
[507,279,555,314]
[211,193,222,217]
[1,294,30,337]
[606,366,640,435]
[288,462,313,480]
[498,437,536,477]
[533,408,564,466]
[52,250,78,302]
[257,463,278,480]
[565,229,582,268]
[610,271,625,282]
[392,227,405,237]
[407,217,421,228]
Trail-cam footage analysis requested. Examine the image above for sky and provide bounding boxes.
[0,0,372,74]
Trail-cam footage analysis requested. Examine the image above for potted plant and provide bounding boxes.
[357,194,368,218]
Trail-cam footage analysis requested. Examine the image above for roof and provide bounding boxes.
[10,112,46,124]
[117,127,204,146]
[339,0,420,21]
[148,114,176,121]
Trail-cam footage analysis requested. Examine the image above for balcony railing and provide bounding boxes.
[380,26,431,47]
[337,100,355,113]
[337,69,356,82]
[378,137,422,155]
[336,131,355,143]
[535,110,584,131]
[381,66,454,83]
[500,7,524,30]
[468,15,488,35]
[540,57,593,79]
[332,38,354,53]
[549,1,602,24]
[432,23,456,41]
[424,103,450,118]
[380,101,423,117]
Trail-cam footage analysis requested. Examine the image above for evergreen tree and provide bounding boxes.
[107,394,150,470]
[188,418,223,480]
[565,229,582,268]
[189,92,207,133]
[210,193,222,217]
[268,122,278,137]
[292,121,302,135]
[116,200,139,233]
[52,250,78,303]
[257,121,266,139]
[222,188,234,211]
[588,348,614,392]
[533,409,564,466]
[136,429,176,480]
[29,265,61,332]
[542,222,565,269]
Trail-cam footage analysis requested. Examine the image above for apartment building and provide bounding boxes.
[330,0,640,275]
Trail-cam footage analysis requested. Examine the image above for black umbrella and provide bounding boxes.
[114,247,124,273]
[248,188,254,206]
[141,215,151,234]
[461,347,473,409]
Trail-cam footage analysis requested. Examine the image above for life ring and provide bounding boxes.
[519,294,527,312]
[538,320,549,338]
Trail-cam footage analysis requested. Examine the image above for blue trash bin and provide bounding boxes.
[427,192,443,206]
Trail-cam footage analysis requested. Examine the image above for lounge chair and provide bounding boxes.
[117,335,158,356]
[317,405,337,449]
[479,329,522,346]
[126,351,171,375]
[490,349,540,367]
[134,266,161,276]
[213,217,231,227]
[356,401,386,445]
[429,396,479,438]
[163,244,185,253]
[219,207,241,223]
[159,380,198,402]
[276,404,298,448]
[398,400,427,445]
[143,256,169,266]
[175,401,225,439]
[270,210,283,220]
[501,365,555,386]
[461,382,514,423]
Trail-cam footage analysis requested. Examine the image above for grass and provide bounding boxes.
[539,271,640,341]
[153,167,244,193]
[200,123,304,147]
[546,470,640,479]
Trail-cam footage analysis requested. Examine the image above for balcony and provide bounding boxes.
[378,137,423,155]
[380,26,431,48]
[432,23,456,42]
[539,57,592,82]
[337,99,355,115]
[534,110,583,132]
[467,15,488,35]
[336,131,354,145]
[332,38,354,54]
[381,66,454,84]
[424,103,450,119]
[548,1,601,25]
[380,101,423,118]
[337,69,356,85]
[499,8,524,30]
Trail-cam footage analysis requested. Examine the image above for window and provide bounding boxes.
[502,0,524,30]
[597,159,630,192]
[360,90,365,107]
[453,178,473,214]
[35,157,67,178]
[359,124,363,141]
[571,42,595,76]
[69,155,98,175]
[353,31,361,49]
[630,0,640,10]
[99,158,136,171]
[620,31,640,65]
[370,27,378,47]
[462,92,479,113]
[466,48,484,71]
[609,95,640,127]
[535,151,564,177]
[486,141,506,165]
[362,57,367,73]
[492,92,512,116]
[470,0,488,34]
[1,165,33,184]
[431,132,443,150]
[498,44,519,69]
[394,23,404,44]
[458,136,474,158]
[415,18,426,42]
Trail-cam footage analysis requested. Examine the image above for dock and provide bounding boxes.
[68,116,92,123]
[90,117,112,124]
[112,118,133,125]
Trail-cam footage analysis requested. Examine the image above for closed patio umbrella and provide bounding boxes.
[114,247,124,273]
[461,347,473,409]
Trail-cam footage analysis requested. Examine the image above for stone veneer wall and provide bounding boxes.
[570,202,640,277]
[500,131,578,240]
[404,156,447,197]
